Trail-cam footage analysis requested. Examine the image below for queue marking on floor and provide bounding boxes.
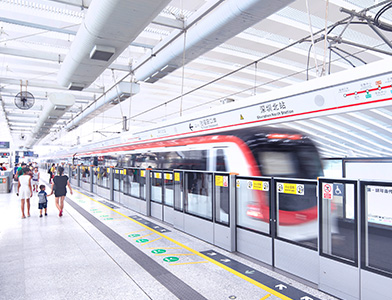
[146,247,183,250]
[73,190,292,300]
[136,232,154,239]
[154,253,196,256]
[125,229,148,235]
[169,261,209,266]
[140,237,162,245]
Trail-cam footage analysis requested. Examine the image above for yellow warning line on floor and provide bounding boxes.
[170,261,209,266]
[73,190,292,300]
[260,294,271,300]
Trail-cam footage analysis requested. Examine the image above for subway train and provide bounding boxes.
[48,126,323,227]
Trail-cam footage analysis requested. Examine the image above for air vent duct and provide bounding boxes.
[65,81,139,132]
[25,93,75,148]
[68,83,85,91]
[90,45,115,61]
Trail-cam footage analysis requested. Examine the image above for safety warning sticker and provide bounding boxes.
[277,183,304,195]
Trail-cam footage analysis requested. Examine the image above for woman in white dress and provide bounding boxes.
[18,167,32,218]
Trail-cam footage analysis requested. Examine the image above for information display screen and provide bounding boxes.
[0,142,10,149]
[366,185,392,226]
[24,151,34,157]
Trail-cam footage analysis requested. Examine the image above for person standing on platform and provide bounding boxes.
[32,167,40,192]
[48,163,55,184]
[48,166,73,217]
[17,167,32,219]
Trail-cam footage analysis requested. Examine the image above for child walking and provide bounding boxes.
[32,167,40,192]
[38,185,48,217]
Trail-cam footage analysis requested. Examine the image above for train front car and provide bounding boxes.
[230,127,323,241]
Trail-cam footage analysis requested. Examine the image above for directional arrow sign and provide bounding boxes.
[275,284,287,290]
[207,252,217,256]
[245,270,255,275]
[300,296,314,300]
[220,259,231,263]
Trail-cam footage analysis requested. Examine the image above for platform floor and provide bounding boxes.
[0,180,338,300]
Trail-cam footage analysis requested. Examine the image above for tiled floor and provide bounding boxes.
[0,181,337,300]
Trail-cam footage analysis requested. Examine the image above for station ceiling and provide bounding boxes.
[1,0,392,158]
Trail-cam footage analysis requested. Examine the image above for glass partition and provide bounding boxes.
[113,168,121,191]
[276,179,318,249]
[119,168,126,193]
[236,177,271,234]
[97,167,110,188]
[71,165,77,181]
[174,171,183,211]
[320,180,357,264]
[81,166,90,183]
[164,172,174,207]
[361,182,392,275]
[139,169,146,200]
[214,174,230,226]
[151,171,163,203]
[92,167,97,184]
[122,168,142,199]
[184,171,213,220]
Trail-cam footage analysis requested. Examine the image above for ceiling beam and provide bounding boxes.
[0,47,132,72]
[0,77,103,93]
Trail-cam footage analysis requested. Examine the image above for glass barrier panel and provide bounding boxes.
[151,171,163,203]
[119,168,127,193]
[236,178,270,234]
[184,172,213,220]
[113,169,121,191]
[214,174,230,225]
[174,171,183,211]
[164,172,174,207]
[129,169,140,198]
[92,167,97,184]
[276,180,318,249]
[71,166,77,181]
[81,166,90,183]
[103,168,110,188]
[363,184,392,274]
[320,181,357,263]
[139,169,146,200]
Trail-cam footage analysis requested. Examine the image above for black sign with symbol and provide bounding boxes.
[129,215,171,233]
[200,250,319,300]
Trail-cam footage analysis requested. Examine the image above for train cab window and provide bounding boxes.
[215,149,227,172]
[259,151,296,177]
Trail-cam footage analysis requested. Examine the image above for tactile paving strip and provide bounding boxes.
[66,199,206,300]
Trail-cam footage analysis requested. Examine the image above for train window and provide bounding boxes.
[215,149,227,172]
[168,150,207,170]
[259,151,296,177]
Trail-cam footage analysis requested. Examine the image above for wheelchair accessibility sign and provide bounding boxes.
[333,183,344,196]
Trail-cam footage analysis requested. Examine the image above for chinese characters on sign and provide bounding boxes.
[257,100,294,120]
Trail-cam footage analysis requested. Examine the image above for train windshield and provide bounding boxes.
[255,145,323,179]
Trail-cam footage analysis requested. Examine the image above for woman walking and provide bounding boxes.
[18,167,32,218]
[48,166,73,217]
